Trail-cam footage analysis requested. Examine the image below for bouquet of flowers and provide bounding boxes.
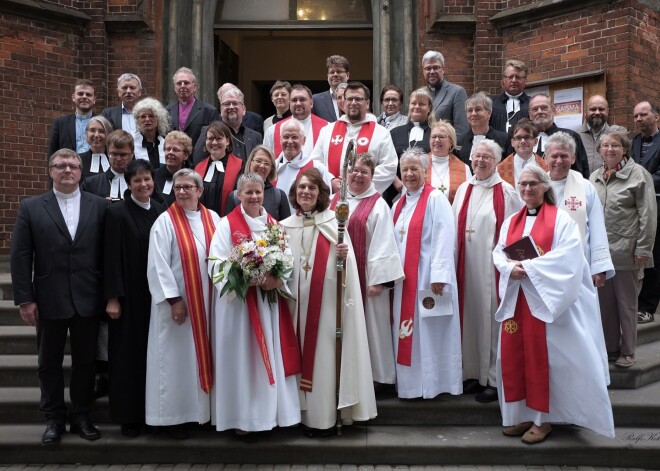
[210,222,294,304]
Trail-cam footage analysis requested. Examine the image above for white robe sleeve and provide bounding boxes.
[585,182,615,279]
[263,126,276,153]
[427,192,456,285]
[371,130,398,195]
[366,199,405,286]
[147,214,181,304]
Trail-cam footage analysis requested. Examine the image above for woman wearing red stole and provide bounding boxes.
[208,172,301,437]
[146,168,220,439]
[194,121,245,216]
[280,168,377,437]
[493,165,614,444]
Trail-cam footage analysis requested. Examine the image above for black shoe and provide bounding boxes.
[463,379,485,395]
[475,386,498,403]
[70,420,101,441]
[168,424,189,440]
[302,425,337,438]
[93,374,109,399]
[42,424,65,445]
[121,423,141,438]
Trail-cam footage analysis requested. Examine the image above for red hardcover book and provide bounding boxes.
[503,235,541,261]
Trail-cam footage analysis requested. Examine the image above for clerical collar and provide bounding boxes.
[406,185,424,197]
[131,194,151,209]
[432,154,449,160]
[110,168,123,178]
[526,204,542,216]
[505,92,523,99]
[76,112,92,120]
[53,187,81,199]
[302,210,316,219]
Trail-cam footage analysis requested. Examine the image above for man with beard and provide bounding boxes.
[489,60,531,134]
[102,73,143,133]
[48,79,96,158]
[575,95,610,175]
[264,84,328,158]
[422,50,468,142]
[166,67,220,148]
[311,81,397,195]
[312,55,350,123]
[528,93,589,178]
[632,101,660,325]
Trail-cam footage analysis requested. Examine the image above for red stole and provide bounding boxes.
[500,204,556,413]
[273,114,327,157]
[299,225,332,392]
[226,207,301,384]
[392,183,435,366]
[327,121,376,178]
[330,192,381,300]
[194,154,242,215]
[166,202,216,393]
[426,154,467,204]
[456,182,505,334]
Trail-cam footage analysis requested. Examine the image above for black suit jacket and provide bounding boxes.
[242,111,264,136]
[489,92,531,134]
[191,124,263,165]
[101,105,123,131]
[10,190,108,319]
[48,114,78,159]
[311,90,338,123]
[167,98,221,147]
[632,131,660,193]
[544,123,590,178]
[457,127,512,166]
[82,169,115,198]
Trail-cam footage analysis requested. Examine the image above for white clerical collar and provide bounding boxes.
[54,187,80,199]
[406,185,425,197]
[110,169,123,179]
[131,194,151,209]
[432,154,449,162]
[470,170,500,187]
[91,153,110,173]
[505,92,523,99]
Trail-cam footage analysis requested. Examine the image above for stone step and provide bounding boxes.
[2,382,660,428]
[0,355,71,387]
[0,273,12,301]
[0,423,658,467]
[608,339,660,388]
[0,300,19,325]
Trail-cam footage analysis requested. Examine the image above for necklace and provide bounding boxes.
[397,206,413,242]
[465,185,490,242]
[431,157,450,193]
[301,224,318,279]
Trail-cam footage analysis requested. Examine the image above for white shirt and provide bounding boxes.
[53,187,81,239]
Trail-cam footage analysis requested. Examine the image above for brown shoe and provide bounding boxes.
[615,354,635,368]
[521,423,552,444]
[502,421,533,437]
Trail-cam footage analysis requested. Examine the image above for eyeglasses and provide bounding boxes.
[512,136,535,142]
[174,184,197,192]
[350,169,371,177]
[50,163,82,171]
[165,147,184,153]
[252,159,272,168]
[345,97,366,103]
[109,152,132,159]
[601,143,623,150]
[221,101,243,108]
[423,65,443,72]
[431,134,449,140]
[518,181,541,188]
[504,75,526,80]
[466,107,487,114]
[472,154,494,162]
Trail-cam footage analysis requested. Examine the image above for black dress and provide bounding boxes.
[103,190,165,425]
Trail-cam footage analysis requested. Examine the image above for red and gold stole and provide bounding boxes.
[496,154,515,187]
[299,219,332,392]
[273,114,328,157]
[456,182,505,334]
[330,192,381,300]
[425,154,467,204]
[500,203,557,413]
[392,183,434,366]
[167,202,216,393]
[226,207,301,384]
[327,121,376,178]
[193,154,243,215]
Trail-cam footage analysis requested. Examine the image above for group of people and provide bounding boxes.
[11,52,659,447]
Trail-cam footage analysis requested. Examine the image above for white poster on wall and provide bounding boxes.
[553,87,583,130]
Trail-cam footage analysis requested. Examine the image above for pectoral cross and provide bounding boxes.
[399,225,406,242]
[438,183,447,193]
[465,226,475,241]
[303,261,312,279]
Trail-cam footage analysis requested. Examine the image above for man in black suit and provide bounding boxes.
[101,73,143,133]
[311,55,350,123]
[47,79,96,159]
[529,93,590,178]
[166,67,220,147]
[632,101,660,325]
[489,59,531,134]
[83,130,134,200]
[191,86,263,164]
[11,149,108,445]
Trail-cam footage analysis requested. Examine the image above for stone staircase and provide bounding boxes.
[1,270,660,467]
